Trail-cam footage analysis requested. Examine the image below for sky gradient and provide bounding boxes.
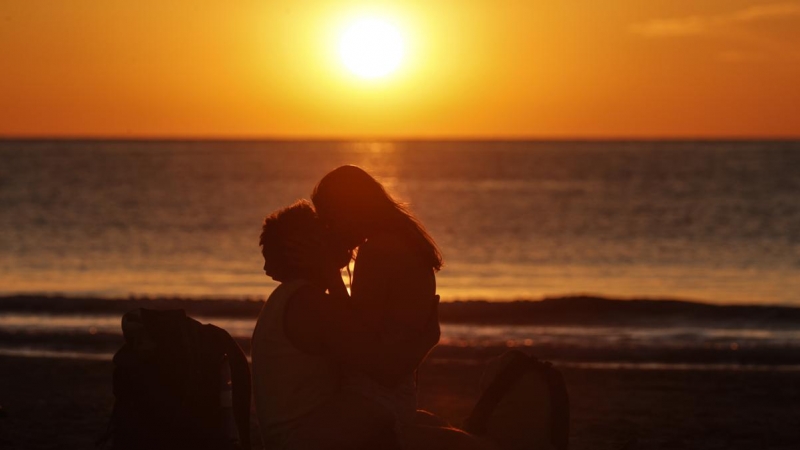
[1,0,799,139]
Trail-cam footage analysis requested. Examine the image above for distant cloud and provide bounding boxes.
[631,2,800,38]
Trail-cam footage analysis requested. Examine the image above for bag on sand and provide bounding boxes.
[464,350,569,450]
[100,309,251,450]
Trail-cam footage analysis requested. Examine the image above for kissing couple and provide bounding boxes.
[252,165,565,450]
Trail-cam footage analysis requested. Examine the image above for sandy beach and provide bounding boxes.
[2,296,800,448]
[1,351,798,450]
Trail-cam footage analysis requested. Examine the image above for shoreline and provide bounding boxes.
[4,333,800,368]
[4,294,800,368]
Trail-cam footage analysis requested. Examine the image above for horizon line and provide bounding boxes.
[2,134,800,143]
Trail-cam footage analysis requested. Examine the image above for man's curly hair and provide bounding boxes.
[259,200,319,282]
[259,199,350,282]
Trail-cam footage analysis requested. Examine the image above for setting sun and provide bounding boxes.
[338,17,405,79]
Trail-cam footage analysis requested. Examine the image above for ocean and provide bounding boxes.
[2,139,800,366]
[2,139,799,304]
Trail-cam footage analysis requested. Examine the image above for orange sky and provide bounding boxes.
[1,0,799,139]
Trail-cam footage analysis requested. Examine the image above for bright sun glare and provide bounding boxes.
[339,17,405,79]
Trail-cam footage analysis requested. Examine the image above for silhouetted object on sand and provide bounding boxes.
[465,350,570,450]
[100,309,250,450]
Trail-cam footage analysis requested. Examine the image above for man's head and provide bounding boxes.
[259,200,350,283]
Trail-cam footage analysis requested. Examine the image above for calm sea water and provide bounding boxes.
[1,140,799,304]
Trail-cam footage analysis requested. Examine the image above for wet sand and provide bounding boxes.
[1,354,798,449]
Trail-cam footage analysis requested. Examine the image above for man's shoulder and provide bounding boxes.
[283,283,331,354]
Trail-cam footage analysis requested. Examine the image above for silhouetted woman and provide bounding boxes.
[311,165,444,439]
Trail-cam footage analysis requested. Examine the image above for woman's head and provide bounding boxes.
[312,165,443,271]
[259,199,351,283]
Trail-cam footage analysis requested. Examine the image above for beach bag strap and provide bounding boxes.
[464,352,570,450]
[463,351,531,435]
[203,324,252,450]
[540,359,570,450]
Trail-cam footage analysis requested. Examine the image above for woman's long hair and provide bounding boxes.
[312,165,443,272]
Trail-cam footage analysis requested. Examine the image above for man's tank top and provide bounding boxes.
[251,279,340,444]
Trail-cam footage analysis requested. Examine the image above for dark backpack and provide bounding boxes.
[464,350,569,450]
[100,309,251,450]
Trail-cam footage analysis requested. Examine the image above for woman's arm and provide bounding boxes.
[319,292,440,387]
[334,236,440,385]
[284,284,440,387]
[286,232,439,386]
[352,234,436,335]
